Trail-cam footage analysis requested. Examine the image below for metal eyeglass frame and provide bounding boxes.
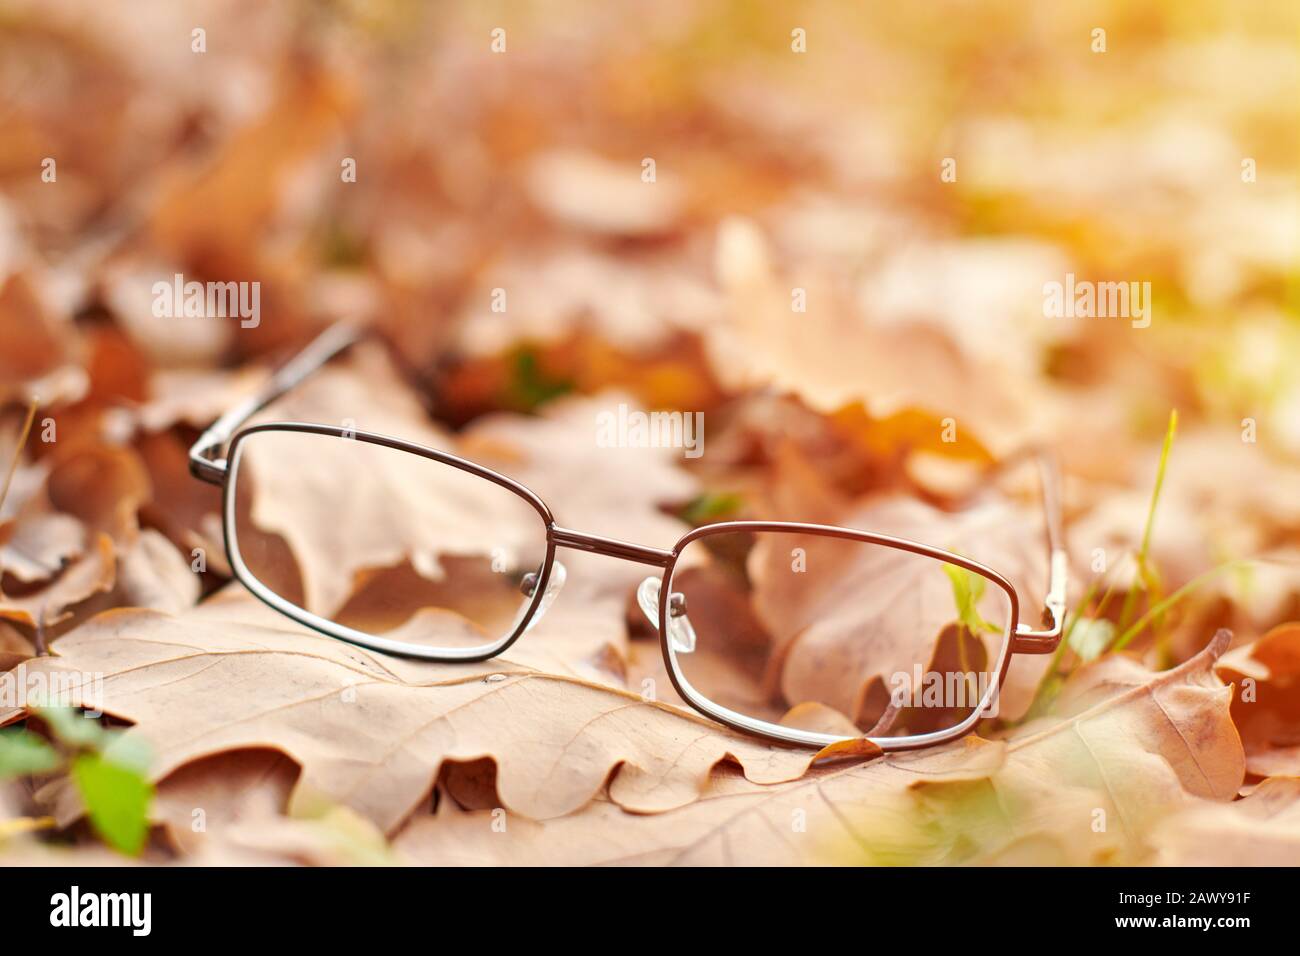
[190,323,1068,751]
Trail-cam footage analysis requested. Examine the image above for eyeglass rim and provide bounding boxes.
[220,420,1023,751]
[659,521,1021,751]
[223,421,559,662]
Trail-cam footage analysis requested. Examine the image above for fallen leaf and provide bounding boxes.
[148,64,354,281]
[115,529,200,614]
[811,735,885,762]
[7,604,817,835]
[1216,622,1300,777]
[0,621,34,669]
[394,630,1240,865]
[526,150,684,238]
[461,391,699,600]
[150,748,399,865]
[747,494,1051,729]
[0,512,85,584]
[0,272,86,405]
[396,740,1003,866]
[1150,775,1300,866]
[137,366,269,434]
[236,344,545,622]
[0,532,115,628]
[45,446,150,545]
[707,216,1028,457]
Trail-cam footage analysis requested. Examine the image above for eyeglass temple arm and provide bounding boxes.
[1011,451,1068,653]
[188,323,366,485]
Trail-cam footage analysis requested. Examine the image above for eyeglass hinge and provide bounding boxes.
[1013,607,1064,653]
[188,451,228,485]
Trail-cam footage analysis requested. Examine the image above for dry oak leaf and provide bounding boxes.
[707,217,1025,458]
[0,271,87,406]
[0,512,85,584]
[114,528,201,615]
[136,366,269,434]
[526,150,685,238]
[148,65,354,280]
[394,632,1241,865]
[1068,431,1300,602]
[151,749,298,855]
[45,445,151,546]
[932,629,1244,865]
[132,430,228,577]
[193,584,630,689]
[1215,622,1300,778]
[750,494,1051,726]
[152,749,400,866]
[6,605,816,834]
[460,391,699,600]
[240,344,527,619]
[1150,776,1300,866]
[0,532,115,629]
[397,739,1006,866]
[0,620,35,670]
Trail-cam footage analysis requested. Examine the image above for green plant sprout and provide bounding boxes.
[943,563,1001,637]
[679,490,746,526]
[1115,409,1177,643]
[0,707,153,856]
[507,347,575,412]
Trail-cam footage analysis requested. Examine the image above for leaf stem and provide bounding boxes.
[1110,559,1247,651]
[0,816,56,840]
[0,397,38,517]
[1117,409,1177,632]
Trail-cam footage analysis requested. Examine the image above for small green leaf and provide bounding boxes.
[679,491,745,526]
[506,348,574,412]
[100,731,152,774]
[34,706,105,749]
[71,752,154,856]
[1067,617,1115,662]
[0,730,61,779]
[942,564,1000,636]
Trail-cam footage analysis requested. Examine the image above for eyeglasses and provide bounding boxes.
[190,324,1067,751]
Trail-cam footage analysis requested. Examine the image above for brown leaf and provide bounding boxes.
[0,620,34,669]
[0,512,85,584]
[1151,776,1300,866]
[237,345,531,620]
[747,494,1050,728]
[526,150,684,237]
[396,740,1004,866]
[115,528,200,614]
[137,366,268,434]
[0,272,86,405]
[132,430,226,577]
[149,65,354,280]
[1216,622,1300,777]
[708,217,1028,457]
[0,532,115,628]
[46,446,150,545]
[195,585,631,688]
[811,735,885,762]
[393,631,1240,865]
[460,392,698,599]
[152,749,298,856]
[9,604,816,834]
[151,750,395,864]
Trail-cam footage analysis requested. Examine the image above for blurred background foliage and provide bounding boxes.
[0,0,1297,612]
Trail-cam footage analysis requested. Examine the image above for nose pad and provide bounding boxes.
[635,576,697,653]
[513,561,567,633]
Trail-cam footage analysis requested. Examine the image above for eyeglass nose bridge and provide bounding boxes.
[545,527,696,651]
[549,526,673,568]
